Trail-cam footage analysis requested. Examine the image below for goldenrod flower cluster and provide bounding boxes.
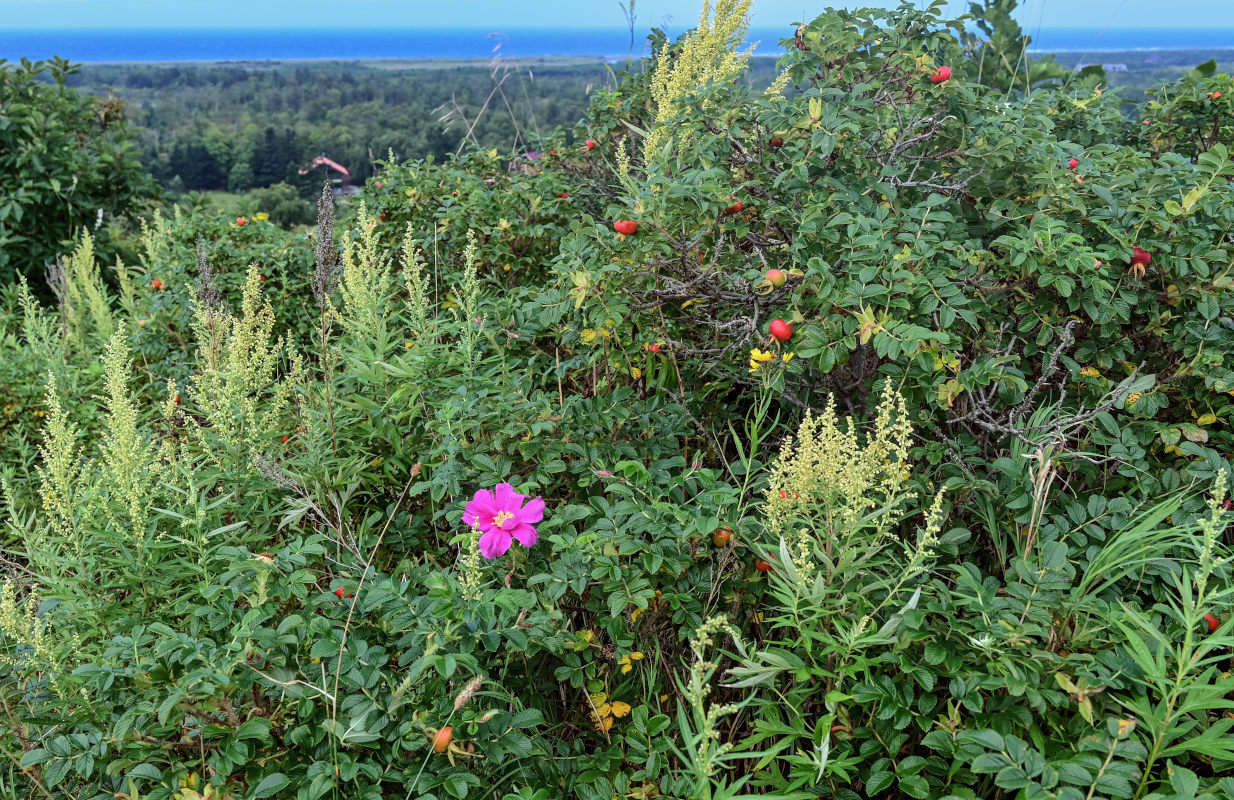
[615,135,632,180]
[190,267,304,459]
[458,530,486,603]
[765,383,913,541]
[60,232,115,348]
[646,0,755,159]
[0,582,81,702]
[402,225,433,342]
[682,616,742,777]
[36,375,83,556]
[99,325,157,546]
[339,203,394,339]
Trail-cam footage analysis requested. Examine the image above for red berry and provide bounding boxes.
[712,527,731,547]
[769,318,793,342]
[374,181,382,188]
[432,727,453,753]
[585,139,596,150]
[174,395,181,404]
[335,587,345,597]
[1205,612,1220,633]
[754,558,772,573]
[259,275,266,282]
[151,279,164,290]
[613,219,638,236]
[558,192,569,199]
[722,198,743,215]
[236,217,246,226]
[765,269,786,288]
[930,66,951,84]
[769,137,784,148]
[1068,158,1079,170]
[281,434,289,443]
[645,343,660,353]
[1130,247,1152,267]
[1211,91,1223,99]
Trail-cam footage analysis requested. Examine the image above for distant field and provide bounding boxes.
[1047,48,1234,97]
[80,55,619,70]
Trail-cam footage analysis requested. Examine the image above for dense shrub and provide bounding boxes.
[0,57,158,284]
[1,3,1232,800]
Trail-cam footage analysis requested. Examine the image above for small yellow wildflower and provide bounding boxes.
[749,347,776,372]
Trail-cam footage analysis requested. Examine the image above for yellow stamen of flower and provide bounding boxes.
[493,511,515,529]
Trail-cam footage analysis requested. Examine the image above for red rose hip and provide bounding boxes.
[769,318,793,342]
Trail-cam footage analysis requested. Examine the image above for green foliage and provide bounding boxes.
[1,4,1233,800]
[0,57,158,283]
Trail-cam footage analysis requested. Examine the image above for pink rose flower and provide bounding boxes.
[463,482,545,559]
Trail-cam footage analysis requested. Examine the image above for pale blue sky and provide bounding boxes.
[1,0,1231,29]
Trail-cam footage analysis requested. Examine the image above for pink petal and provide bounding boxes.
[519,495,545,525]
[478,530,512,559]
[508,522,539,548]
[464,489,497,528]
[494,482,525,510]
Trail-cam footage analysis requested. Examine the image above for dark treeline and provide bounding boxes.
[64,59,632,195]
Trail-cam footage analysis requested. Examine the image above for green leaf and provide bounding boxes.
[251,772,290,798]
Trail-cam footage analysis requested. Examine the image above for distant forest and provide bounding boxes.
[65,60,625,196]
[62,48,1231,206]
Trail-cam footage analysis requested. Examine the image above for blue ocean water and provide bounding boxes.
[0,26,1231,64]
[0,27,707,63]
